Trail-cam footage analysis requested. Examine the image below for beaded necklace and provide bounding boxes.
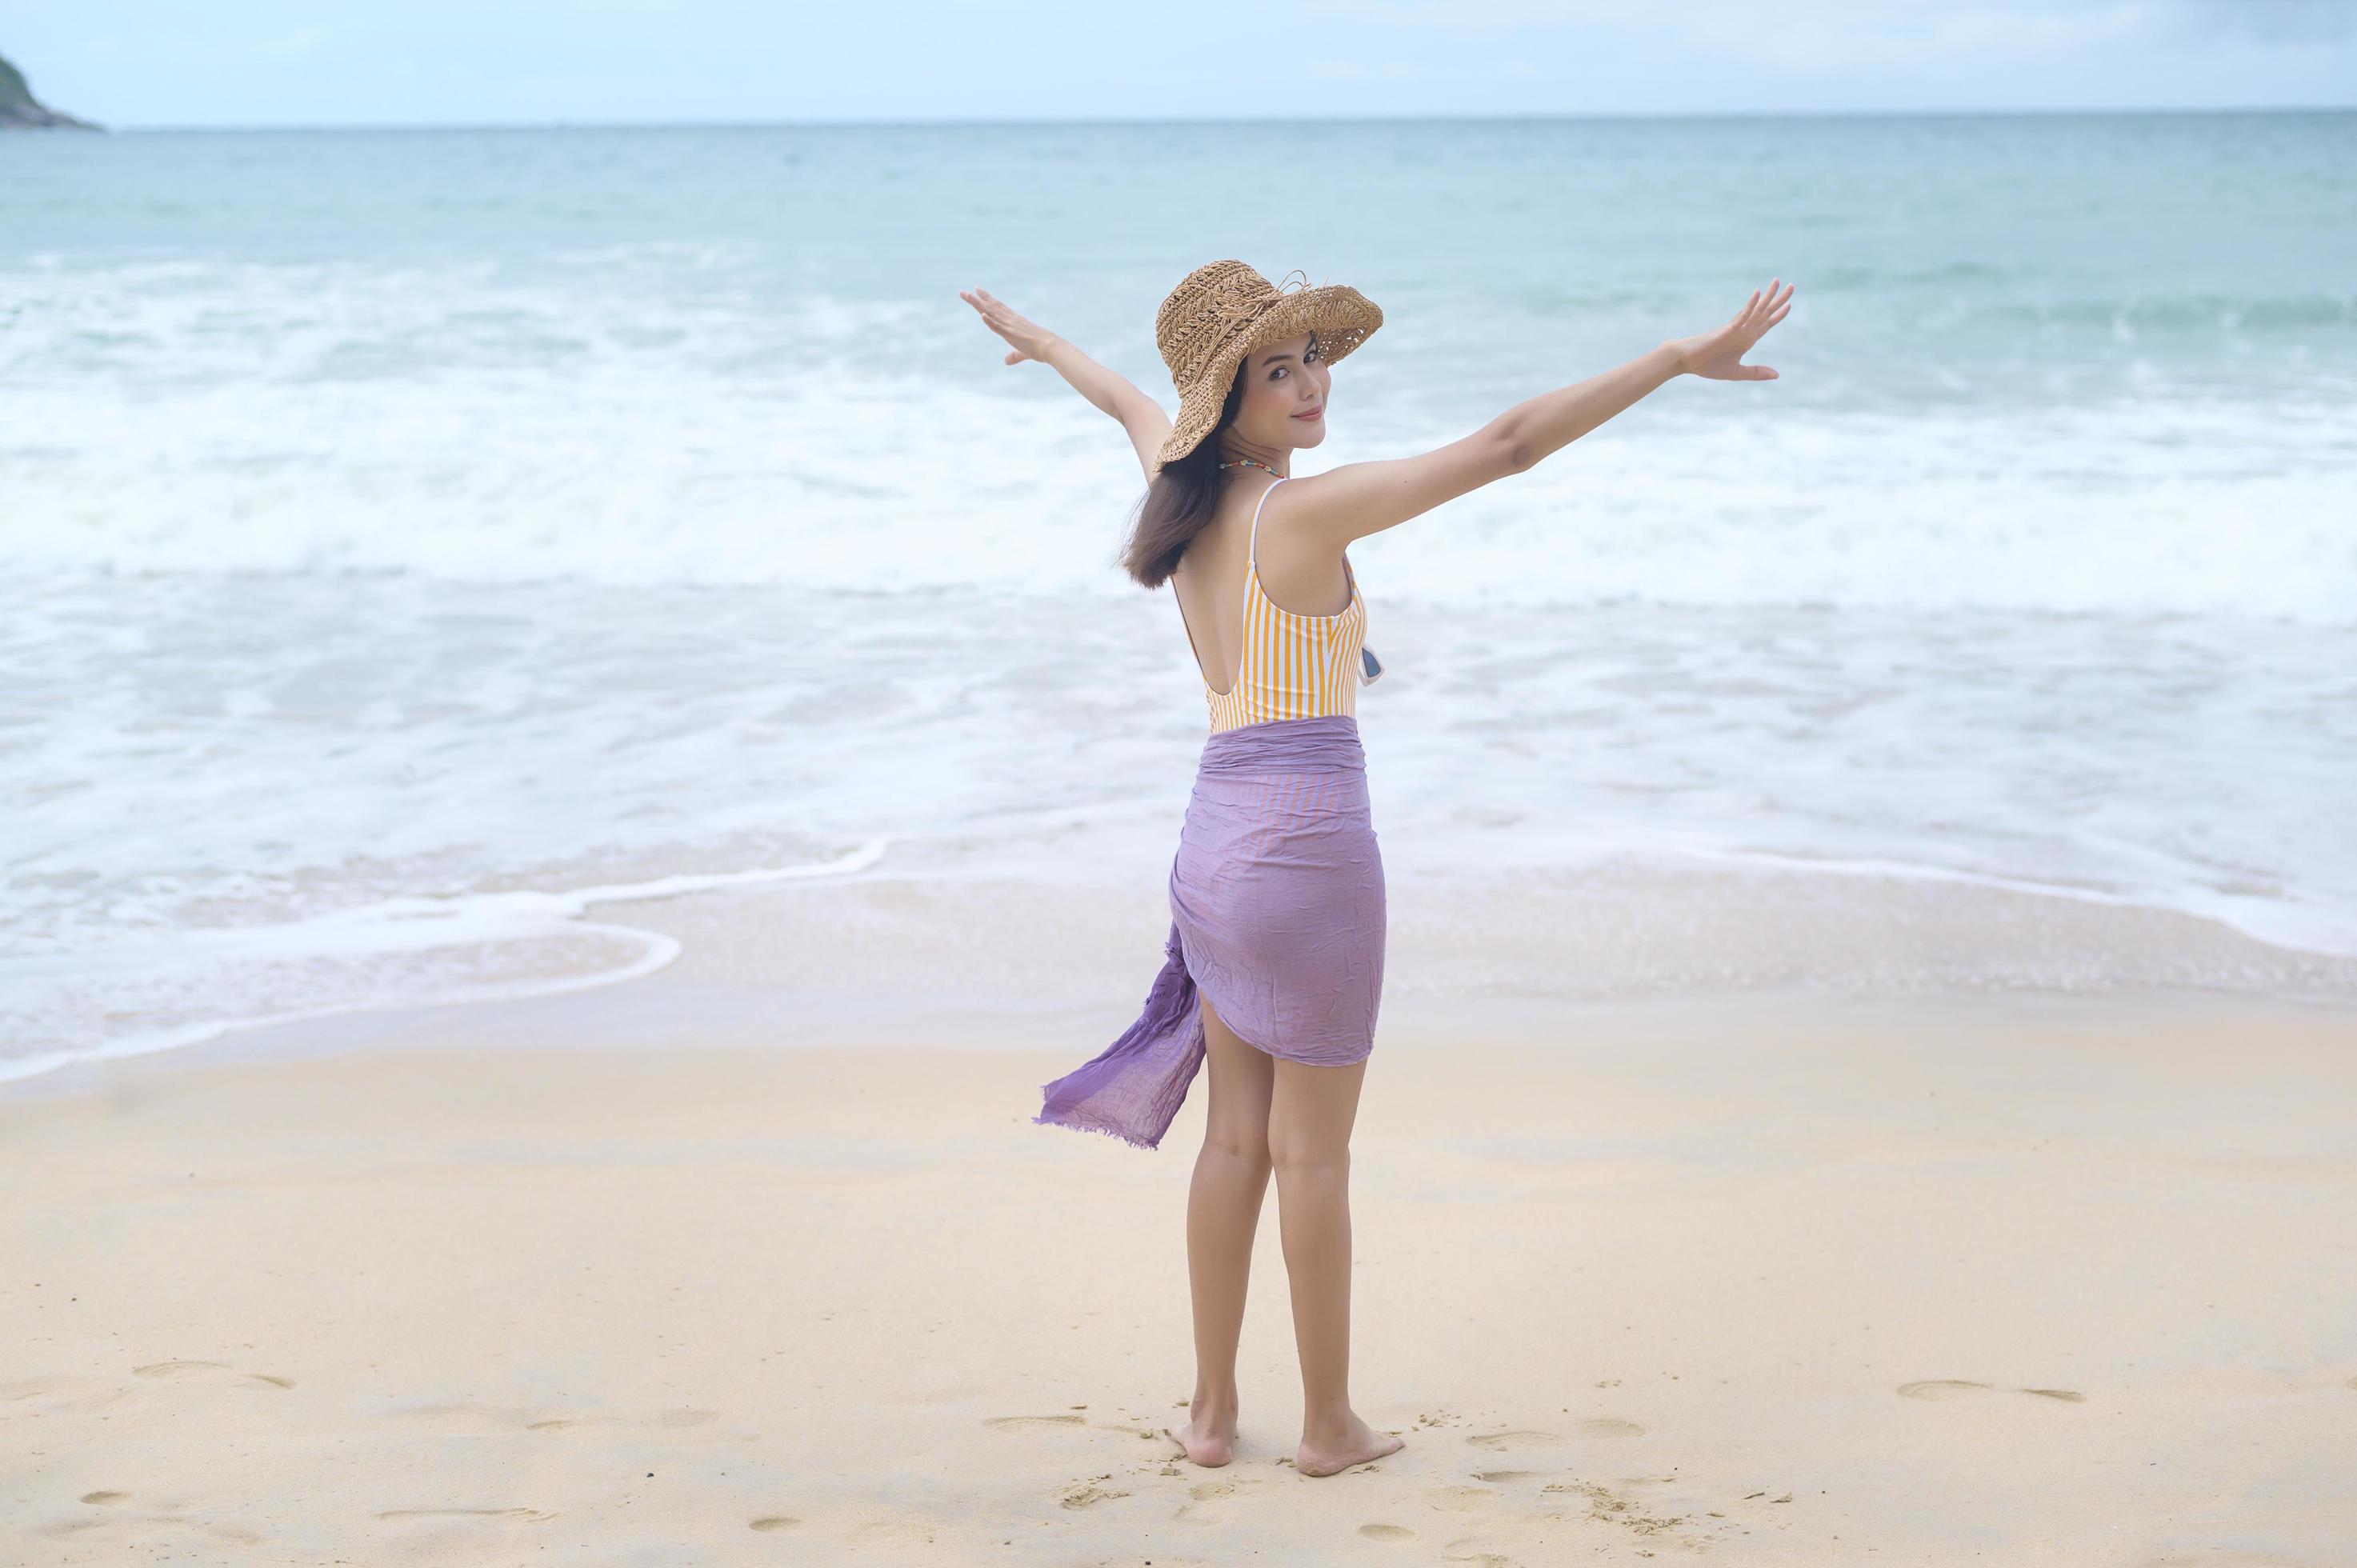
[1216,457,1287,478]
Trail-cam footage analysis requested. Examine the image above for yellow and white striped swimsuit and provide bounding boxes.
[1178,476,1368,734]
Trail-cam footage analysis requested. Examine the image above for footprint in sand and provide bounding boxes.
[748,1516,800,1532]
[1359,1522,1416,1541]
[1573,1417,1647,1437]
[850,1518,940,1547]
[399,1402,547,1434]
[49,1514,263,1547]
[1423,1485,1502,1512]
[1463,1430,1555,1451]
[987,1414,1087,1432]
[1547,1479,1693,1537]
[1058,1477,1128,1510]
[1898,1379,2085,1403]
[2,1374,137,1416]
[132,1361,294,1389]
[1471,1470,1543,1483]
[401,1401,694,1437]
[79,1491,130,1506]
[131,1360,225,1378]
[1172,1475,1268,1524]
[1189,1478,1268,1501]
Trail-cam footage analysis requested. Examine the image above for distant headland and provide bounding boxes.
[2,51,101,130]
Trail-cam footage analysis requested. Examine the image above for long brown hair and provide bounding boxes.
[1118,360,1251,590]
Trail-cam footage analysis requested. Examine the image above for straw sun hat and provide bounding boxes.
[1152,259,1383,474]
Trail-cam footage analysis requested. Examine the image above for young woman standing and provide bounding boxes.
[962,261,1791,1478]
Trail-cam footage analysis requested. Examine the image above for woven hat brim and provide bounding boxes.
[1154,285,1383,474]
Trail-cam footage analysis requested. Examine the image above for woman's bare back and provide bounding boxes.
[1171,478,1355,697]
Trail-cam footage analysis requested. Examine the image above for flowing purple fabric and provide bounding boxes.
[1035,713,1385,1150]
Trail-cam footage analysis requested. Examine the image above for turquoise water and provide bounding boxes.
[13,114,2354,402]
[3,114,2354,1077]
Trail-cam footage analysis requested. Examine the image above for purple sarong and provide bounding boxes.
[1035,713,1385,1150]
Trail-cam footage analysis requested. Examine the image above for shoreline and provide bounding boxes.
[14,847,2357,1100]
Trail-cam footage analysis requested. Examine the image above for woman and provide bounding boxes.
[960,260,1792,1479]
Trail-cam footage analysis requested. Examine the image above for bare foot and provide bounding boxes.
[1166,1403,1239,1467]
[1297,1413,1403,1477]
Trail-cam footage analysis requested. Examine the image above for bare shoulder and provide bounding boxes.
[1267,429,1523,546]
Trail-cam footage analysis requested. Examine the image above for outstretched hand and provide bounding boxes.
[1669,279,1794,381]
[958,286,1062,366]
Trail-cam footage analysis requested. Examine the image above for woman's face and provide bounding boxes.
[1231,330,1330,453]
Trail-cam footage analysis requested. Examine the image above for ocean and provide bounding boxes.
[4,112,2354,1081]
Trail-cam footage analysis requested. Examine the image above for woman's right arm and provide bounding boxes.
[961,287,1173,479]
[1284,279,1794,547]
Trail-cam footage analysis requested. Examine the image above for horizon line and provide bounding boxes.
[56,102,2357,134]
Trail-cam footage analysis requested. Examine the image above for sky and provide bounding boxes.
[8,0,2355,129]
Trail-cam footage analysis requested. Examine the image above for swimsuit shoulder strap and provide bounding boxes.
[1247,474,1287,570]
[1243,475,1287,626]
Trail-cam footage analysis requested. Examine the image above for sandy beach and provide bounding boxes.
[6,877,2355,1566]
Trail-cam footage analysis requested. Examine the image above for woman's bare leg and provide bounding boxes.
[1270,1054,1403,1477]
[1165,992,1275,1467]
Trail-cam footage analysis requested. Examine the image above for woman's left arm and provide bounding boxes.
[961,287,1174,478]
